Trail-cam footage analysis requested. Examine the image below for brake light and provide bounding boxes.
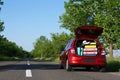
[70,48,75,54]
[101,50,105,55]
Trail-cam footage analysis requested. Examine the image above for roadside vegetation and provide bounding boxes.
[32,0,120,72]
[0,1,32,60]
[32,33,73,61]
[0,38,31,61]
[0,36,31,60]
[0,0,120,72]
[106,57,120,72]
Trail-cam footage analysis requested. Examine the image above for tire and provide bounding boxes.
[94,66,106,72]
[99,67,106,72]
[60,65,64,69]
[86,67,91,71]
[60,61,64,69]
[66,59,72,71]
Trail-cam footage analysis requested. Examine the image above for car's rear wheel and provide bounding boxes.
[94,66,106,72]
[86,67,91,71]
[66,59,72,71]
[99,67,106,72]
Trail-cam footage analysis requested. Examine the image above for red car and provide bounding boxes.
[60,26,106,71]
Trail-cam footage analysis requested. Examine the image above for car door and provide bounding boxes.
[60,39,74,66]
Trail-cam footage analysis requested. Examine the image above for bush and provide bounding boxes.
[106,57,120,72]
[53,57,59,63]
[0,56,19,61]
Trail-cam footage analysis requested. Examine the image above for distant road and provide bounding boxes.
[0,60,120,80]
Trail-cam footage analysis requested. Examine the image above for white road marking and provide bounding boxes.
[26,60,32,77]
[27,60,30,65]
[26,69,32,77]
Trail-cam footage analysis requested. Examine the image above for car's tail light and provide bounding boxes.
[70,48,75,54]
[101,50,106,55]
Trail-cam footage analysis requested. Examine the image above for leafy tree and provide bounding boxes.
[50,32,73,57]
[0,0,3,14]
[59,0,120,57]
[32,36,50,58]
[0,37,29,58]
[0,0,4,38]
[0,22,4,33]
[0,0,30,59]
[94,0,120,57]
[32,33,73,59]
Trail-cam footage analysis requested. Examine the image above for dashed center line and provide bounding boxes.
[26,60,32,77]
[26,69,32,77]
[27,60,30,65]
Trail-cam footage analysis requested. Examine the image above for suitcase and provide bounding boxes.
[83,51,97,56]
[77,47,83,55]
[83,51,97,54]
[84,45,96,48]
[90,42,96,45]
[84,48,97,52]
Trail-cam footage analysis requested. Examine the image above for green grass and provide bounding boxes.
[0,57,19,61]
[33,57,60,62]
[106,57,120,72]
[33,57,53,61]
[53,57,60,62]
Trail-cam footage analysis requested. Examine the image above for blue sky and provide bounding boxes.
[0,0,69,51]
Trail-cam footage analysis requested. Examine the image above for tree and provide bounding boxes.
[32,36,50,58]
[0,37,29,58]
[94,0,120,57]
[0,0,4,38]
[50,32,73,57]
[0,22,4,33]
[0,0,4,31]
[32,33,73,59]
[59,0,120,57]
[0,0,30,59]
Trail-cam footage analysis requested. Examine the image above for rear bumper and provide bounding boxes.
[69,55,106,67]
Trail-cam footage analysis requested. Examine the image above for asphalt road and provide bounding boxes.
[0,60,120,80]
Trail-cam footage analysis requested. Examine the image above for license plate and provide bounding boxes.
[83,59,95,62]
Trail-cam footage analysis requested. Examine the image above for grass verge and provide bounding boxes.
[33,57,60,62]
[106,57,120,72]
[0,57,19,61]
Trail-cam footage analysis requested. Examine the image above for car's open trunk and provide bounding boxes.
[74,26,103,56]
[74,26,103,39]
[76,39,99,56]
